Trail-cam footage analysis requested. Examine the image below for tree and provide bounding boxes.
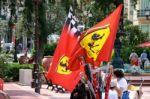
[121,23,149,63]
[46,2,66,35]
[0,0,139,62]
[22,0,67,62]
[0,20,8,52]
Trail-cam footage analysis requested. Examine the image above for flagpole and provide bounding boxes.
[80,55,96,98]
[105,62,112,99]
[97,70,102,99]
[112,1,125,69]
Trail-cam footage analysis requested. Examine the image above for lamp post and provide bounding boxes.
[112,30,125,69]
[33,0,40,94]
[112,0,125,69]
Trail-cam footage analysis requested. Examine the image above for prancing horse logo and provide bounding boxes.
[57,55,72,74]
[80,25,110,61]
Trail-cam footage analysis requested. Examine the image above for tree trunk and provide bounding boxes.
[38,41,45,64]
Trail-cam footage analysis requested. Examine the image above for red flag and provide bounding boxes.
[69,4,123,71]
[105,71,112,99]
[46,7,83,92]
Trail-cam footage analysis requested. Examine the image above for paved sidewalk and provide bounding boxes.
[4,83,70,99]
[3,82,150,99]
[141,86,150,99]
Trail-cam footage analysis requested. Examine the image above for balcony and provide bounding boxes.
[137,9,150,23]
[137,10,147,17]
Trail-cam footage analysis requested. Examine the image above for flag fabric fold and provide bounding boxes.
[46,7,83,92]
[68,4,123,71]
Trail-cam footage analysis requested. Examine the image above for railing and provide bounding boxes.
[137,9,150,17]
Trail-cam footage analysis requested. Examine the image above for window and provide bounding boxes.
[140,0,150,9]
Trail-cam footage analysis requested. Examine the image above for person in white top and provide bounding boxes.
[108,80,118,99]
[108,89,118,99]
[113,69,128,98]
[102,79,118,99]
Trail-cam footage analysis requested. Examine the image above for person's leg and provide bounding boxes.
[140,64,143,69]
[143,60,145,70]
[141,61,144,69]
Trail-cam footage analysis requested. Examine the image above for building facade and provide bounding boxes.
[125,0,150,33]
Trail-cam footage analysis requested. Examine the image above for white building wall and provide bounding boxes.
[125,0,150,33]
[140,0,150,10]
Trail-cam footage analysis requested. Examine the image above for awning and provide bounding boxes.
[137,42,150,48]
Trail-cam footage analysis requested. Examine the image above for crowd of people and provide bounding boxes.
[102,67,143,99]
[71,65,143,99]
[101,67,142,99]
[101,68,128,99]
[129,50,149,69]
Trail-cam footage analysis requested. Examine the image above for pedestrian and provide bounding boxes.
[102,79,118,99]
[129,50,138,66]
[17,43,23,53]
[140,50,148,69]
[113,69,128,99]
[27,40,32,52]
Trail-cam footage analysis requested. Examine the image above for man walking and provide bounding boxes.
[140,50,148,69]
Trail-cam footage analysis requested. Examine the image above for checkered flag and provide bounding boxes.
[66,7,81,37]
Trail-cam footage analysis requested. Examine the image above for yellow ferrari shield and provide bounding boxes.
[80,26,110,61]
[57,55,72,74]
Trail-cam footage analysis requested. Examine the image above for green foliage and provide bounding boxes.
[4,63,33,81]
[0,20,7,35]
[24,0,34,23]
[61,0,72,13]
[71,0,138,30]
[123,25,149,47]
[47,2,66,35]
[72,0,125,29]
[121,46,147,63]
[39,1,48,44]
[145,65,150,71]
[0,53,33,82]
[23,0,35,36]
[120,47,132,63]
[31,48,36,56]
[44,43,57,56]
[121,24,149,63]
[9,0,18,23]
[0,53,13,79]
[22,1,66,63]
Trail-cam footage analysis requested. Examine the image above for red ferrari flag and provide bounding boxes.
[69,4,123,71]
[46,7,83,92]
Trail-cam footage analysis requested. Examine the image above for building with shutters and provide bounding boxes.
[124,0,150,34]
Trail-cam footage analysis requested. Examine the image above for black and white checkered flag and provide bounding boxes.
[66,7,81,37]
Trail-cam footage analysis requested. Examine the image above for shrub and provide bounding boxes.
[3,63,44,82]
[44,43,57,56]
[121,46,149,64]
[0,53,13,79]
[145,65,150,70]
[4,63,33,81]
[121,47,132,63]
